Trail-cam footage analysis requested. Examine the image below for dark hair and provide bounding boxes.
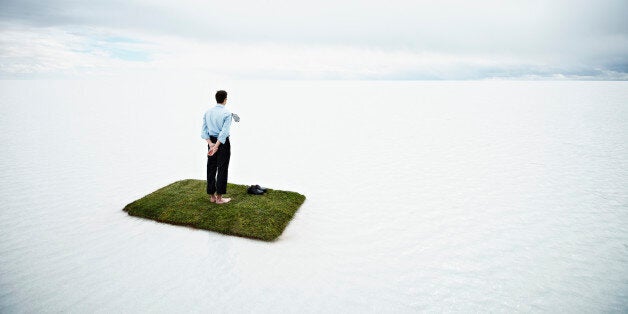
[215,90,227,103]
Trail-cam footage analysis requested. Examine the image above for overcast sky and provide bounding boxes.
[1,0,627,79]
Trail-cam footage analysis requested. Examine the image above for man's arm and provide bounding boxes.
[201,114,215,147]
[209,113,231,156]
[201,114,210,140]
[217,113,232,144]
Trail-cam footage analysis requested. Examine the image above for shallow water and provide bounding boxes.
[1,79,627,312]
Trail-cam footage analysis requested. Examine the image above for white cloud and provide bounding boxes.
[0,0,626,79]
[0,26,157,77]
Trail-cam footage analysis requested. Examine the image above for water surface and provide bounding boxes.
[1,80,627,312]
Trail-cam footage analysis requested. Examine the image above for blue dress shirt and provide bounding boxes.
[201,105,232,144]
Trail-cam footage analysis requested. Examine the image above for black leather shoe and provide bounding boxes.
[247,186,265,195]
[253,184,268,192]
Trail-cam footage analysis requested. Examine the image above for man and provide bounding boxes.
[201,90,233,204]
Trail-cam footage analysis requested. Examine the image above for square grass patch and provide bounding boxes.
[123,179,306,241]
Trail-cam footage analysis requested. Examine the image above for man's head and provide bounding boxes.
[215,90,228,104]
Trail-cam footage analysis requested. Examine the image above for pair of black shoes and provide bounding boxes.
[247,184,268,195]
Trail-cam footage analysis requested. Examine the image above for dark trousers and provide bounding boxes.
[207,136,231,195]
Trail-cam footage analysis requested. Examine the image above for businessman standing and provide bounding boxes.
[201,90,232,204]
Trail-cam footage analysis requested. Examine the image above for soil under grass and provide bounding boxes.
[123,179,306,241]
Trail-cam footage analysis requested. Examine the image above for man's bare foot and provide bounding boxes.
[210,195,217,203]
[215,197,231,204]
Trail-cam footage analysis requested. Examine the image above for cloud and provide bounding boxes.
[0,0,627,79]
[0,26,156,77]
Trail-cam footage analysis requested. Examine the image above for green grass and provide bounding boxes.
[123,179,306,241]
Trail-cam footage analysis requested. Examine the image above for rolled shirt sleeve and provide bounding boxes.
[217,112,232,144]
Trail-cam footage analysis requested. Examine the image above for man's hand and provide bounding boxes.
[206,139,215,148]
[208,141,221,156]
